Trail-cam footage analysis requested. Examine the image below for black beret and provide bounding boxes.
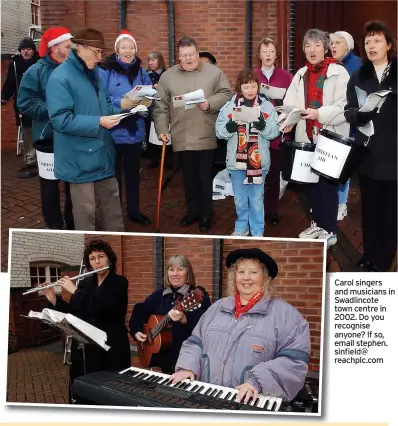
[226,248,278,278]
[199,51,217,64]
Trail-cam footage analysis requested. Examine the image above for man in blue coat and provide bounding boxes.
[17,27,75,230]
[46,28,124,231]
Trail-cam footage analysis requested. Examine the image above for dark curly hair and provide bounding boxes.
[362,20,397,62]
[83,239,117,272]
[235,69,260,95]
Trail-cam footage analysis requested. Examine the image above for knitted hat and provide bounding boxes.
[226,248,278,279]
[39,27,73,57]
[72,28,105,50]
[330,31,354,51]
[114,30,137,53]
[18,37,37,52]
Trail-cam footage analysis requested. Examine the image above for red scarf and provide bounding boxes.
[234,290,264,319]
[305,57,336,141]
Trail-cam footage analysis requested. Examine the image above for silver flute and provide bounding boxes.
[22,266,110,295]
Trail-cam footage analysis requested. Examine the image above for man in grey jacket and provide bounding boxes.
[153,36,232,232]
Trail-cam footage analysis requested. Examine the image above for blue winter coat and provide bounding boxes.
[46,50,121,184]
[216,94,279,171]
[99,56,152,144]
[17,55,59,142]
[341,50,362,76]
[341,50,362,138]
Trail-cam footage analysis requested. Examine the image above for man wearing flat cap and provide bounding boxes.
[2,37,40,165]
[172,247,311,403]
[46,28,124,231]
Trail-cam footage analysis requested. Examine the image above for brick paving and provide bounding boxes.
[7,347,69,404]
[2,148,396,273]
[6,341,152,405]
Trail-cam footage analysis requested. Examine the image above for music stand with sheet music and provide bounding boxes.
[21,314,107,403]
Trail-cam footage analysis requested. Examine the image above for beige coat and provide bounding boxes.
[282,63,350,142]
[153,62,232,151]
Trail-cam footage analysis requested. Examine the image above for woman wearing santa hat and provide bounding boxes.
[18,27,75,230]
[99,30,153,226]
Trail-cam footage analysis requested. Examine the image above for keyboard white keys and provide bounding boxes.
[119,367,282,411]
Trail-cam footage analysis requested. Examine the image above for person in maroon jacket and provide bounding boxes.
[254,38,293,225]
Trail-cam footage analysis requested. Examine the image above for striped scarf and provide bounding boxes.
[229,95,268,184]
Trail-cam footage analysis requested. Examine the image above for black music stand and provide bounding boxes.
[21,315,103,403]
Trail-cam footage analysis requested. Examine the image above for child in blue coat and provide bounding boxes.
[216,69,279,236]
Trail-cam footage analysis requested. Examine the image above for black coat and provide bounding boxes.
[1,53,39,126]
[147,69,165,87]
[53,271,131,383]
[345,58,397,181]
[129,285,211,373]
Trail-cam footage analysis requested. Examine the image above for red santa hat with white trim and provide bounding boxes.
[114,30,137,53]
[39,27,73,58]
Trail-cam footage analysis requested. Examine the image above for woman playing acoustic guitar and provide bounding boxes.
[129,255,211,374]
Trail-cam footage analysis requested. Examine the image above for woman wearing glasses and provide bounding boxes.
[40,239,131,398]
[99,30,153,226]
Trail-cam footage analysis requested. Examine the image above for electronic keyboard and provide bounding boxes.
[72,366,284,411]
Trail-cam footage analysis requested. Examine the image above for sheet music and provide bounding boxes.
[355,88,390,137]
[279,107,304,130]
[172,89,205,109]
[108,105,148,121]
[359,89,391,113]
[65,314,110,351]
[232,106,261,123]
[259,83,286,100]
[124,85,157,100]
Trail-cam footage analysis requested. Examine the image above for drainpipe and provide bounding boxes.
[245,0,253,68]
[288,0,296,74]
[166,0,176,66]
[153,237,164,290]
[212,239,223,302]
[118,0,127,31]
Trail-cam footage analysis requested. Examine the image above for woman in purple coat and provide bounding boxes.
[254,38,293,225]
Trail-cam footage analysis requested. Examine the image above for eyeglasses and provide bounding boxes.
[89,254,107,262]
[84,45,104,57]
[180,52,197,59]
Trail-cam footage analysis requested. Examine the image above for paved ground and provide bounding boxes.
[6,340,142,404]
[1,148,396,273]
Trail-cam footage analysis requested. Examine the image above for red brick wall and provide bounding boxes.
[164,236,214,300]
[126,0,170,69]
[222,239,324,371]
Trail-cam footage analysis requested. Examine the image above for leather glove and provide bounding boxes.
[121,98,140,109]
[356,108,378,125]
[226,119,238,133]
[138,98,152,108]
[253,114,266,131]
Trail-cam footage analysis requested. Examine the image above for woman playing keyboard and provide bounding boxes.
[170,248,311,403]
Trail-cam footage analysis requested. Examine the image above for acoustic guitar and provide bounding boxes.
[137,288,204,368]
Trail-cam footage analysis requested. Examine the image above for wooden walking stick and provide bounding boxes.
[156,138,168,232]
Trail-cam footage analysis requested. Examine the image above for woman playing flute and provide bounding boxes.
[41,239,131,399]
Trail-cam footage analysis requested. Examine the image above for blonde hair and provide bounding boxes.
[164,255,196,287]
[227,258,275,297]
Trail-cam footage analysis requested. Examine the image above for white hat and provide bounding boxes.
[330,31,354,51]
[114,30,137,53]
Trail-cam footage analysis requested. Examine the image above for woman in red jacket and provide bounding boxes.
[254,38,293,225]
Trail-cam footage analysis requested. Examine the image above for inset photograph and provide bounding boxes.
[7,230,325,415]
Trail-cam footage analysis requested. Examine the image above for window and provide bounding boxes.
[31,0,40,26]
[30,263,62,293]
